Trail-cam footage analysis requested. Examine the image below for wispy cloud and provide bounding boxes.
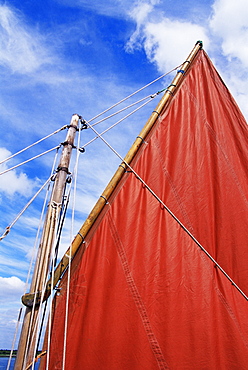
[0,4,55,74]
[54,0,135,18]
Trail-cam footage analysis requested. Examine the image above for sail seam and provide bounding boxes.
[108,212,170,370]
[153,136,195,234]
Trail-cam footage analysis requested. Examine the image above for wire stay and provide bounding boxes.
[0,126,66,166]
[85,120,248,302]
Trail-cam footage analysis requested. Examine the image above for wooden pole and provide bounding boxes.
[46,41,203,293]
[14,114,80,370]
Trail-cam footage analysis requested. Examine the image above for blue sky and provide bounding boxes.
[0,0,247,349]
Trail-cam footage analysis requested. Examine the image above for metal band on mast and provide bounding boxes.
[14,114,80,370]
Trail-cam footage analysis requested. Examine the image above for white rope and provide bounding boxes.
[6,308,23,370]
[0,177,51,241]
[0,126,67,165]
[86,121,248,302]
[6,148,59,368]
[87,65,181,124]
[25,148,59,297]
[62,123,82,370]
[23,201,58,369]
[0,145,60,176]
[91,92,158,127]
[83,97,155,149]
[28,202,61,370]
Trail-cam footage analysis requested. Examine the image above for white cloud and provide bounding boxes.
[0,147,37,197]
[0,276,25,301]
[209,0,248,119]
[0,4,54,74]
[126,1,209,71]
[210,0,248,66]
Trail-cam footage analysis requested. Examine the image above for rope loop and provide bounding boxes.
[119,164,127,172]
[80,119,88,130]
[100,195,109,204]
[77,231,86,243]
[0,226,10,241]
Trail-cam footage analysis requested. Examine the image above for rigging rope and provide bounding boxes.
[6,308,23,370]
[0,177,51,241]
[8,149,59,369]
[62,119,82,370]
[87,65,181,124]
[86,120,248,302]
[27,201,62,370]
[0,145,60,176]
[4,148,60,369]
[45,203,61,370]
[91,91,160,127]
[83,97,155,150]
[0,126,67,166]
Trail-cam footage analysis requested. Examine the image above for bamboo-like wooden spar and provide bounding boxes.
[46,40,203,296]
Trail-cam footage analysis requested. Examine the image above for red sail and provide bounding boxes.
[42,50,248,369]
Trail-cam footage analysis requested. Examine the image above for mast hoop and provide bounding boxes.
[136,136,147,144]
[100,195,109,204]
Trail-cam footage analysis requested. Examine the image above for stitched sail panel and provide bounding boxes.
[41,50,248,369]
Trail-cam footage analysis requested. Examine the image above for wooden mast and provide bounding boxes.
[14,114,80,370]
[45,41,203,294]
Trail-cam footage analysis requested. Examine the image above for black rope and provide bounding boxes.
[166,89,174,96]
[119,164,127,171]
[54,185,70,266]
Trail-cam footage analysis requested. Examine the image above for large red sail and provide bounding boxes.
[42,49,248,369]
